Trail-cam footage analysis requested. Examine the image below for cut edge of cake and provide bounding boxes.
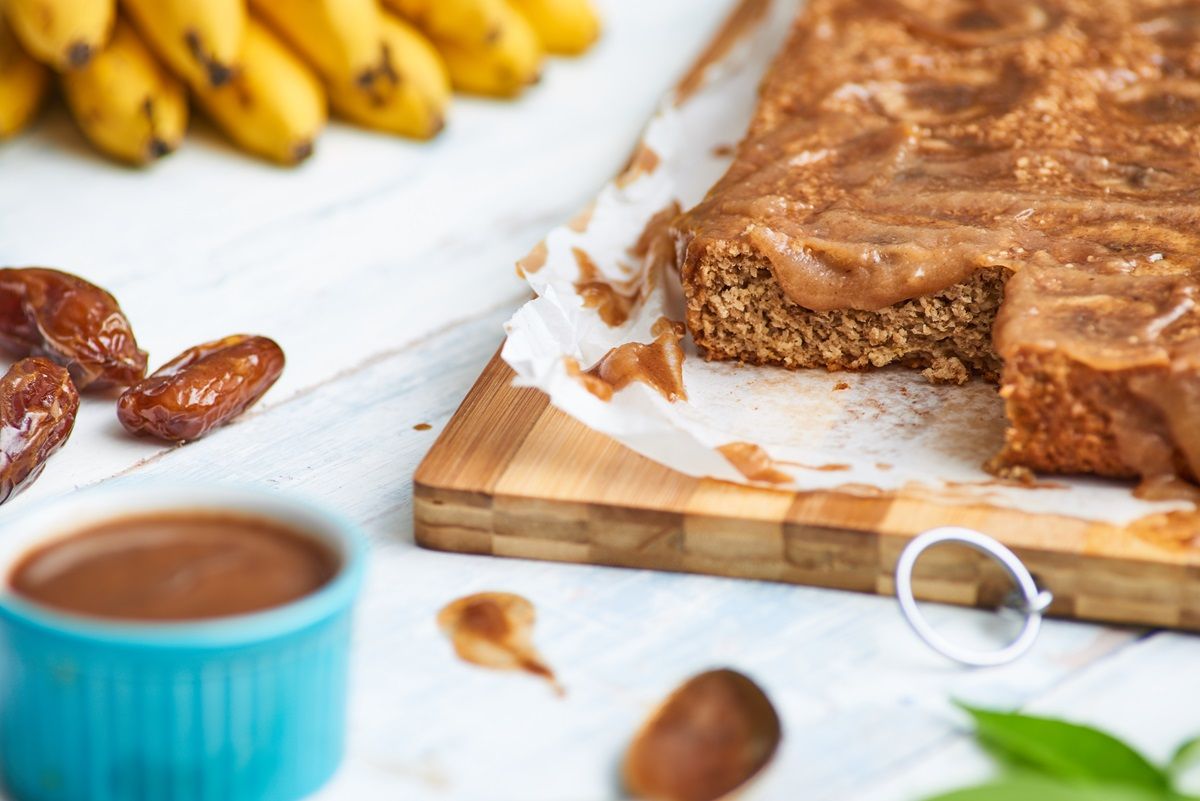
[679,233,1007,385]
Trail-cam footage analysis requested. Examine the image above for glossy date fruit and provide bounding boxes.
[0,267,148,389]
[117,334,285,442]
[0,357,80,504]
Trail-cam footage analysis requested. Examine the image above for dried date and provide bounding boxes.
[0,357,80,504]
[117,334,285,442]
[623,669,781,801]
[0,267,148,389]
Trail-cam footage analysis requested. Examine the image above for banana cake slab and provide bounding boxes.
[674,0,1200,485]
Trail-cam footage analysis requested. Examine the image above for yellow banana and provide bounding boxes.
[250,0,394,96]
[60,18,186,165]
[509,0,599,55]
[120,0,243,87]
[437,2,542,98]
[5,0,113,69]
[381,0,507,49]
[328,12,449,140]
[192,18,326,165]
[0,12,50,137]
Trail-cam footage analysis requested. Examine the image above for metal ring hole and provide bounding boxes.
[895,527,1051,667]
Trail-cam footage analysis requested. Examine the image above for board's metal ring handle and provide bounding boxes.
[895,527,1053,667]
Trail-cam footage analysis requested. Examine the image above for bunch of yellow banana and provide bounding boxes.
[250,0,449,140]
[383,0,600,98]
[0,0,600,165]
[324,12,450,140]
[120,0,244,87]
[60,18,186,164]
[5,0,113,69]
[190,18,327,165]
[508,0,601,56]
[0,11,49,138]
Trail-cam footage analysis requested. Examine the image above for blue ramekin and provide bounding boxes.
[0,483,367,801]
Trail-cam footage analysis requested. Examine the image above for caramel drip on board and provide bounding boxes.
[437,592,562,694]
[567,318,687,402]
[718,442,792,484]
[1133,475,1200,503]
[631,201,683,277]
[1127,508,1200,552]
[563,357,614,401]
[515,240,548,277]
[719,442,851,484]
[573,247,641,327]
[571,203,682,327]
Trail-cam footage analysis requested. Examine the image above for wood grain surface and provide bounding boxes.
[416,354,1200,632]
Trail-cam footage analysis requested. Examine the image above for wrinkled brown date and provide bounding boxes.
[0,357,80,504]
[117,334,285,442]
[0,267,148,389]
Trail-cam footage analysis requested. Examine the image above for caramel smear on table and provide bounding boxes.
[1129,508,1200,550]
[617,143,661,188]
[574,247,642,327]
[437,592,562,694]
[623,668,781,801]
[515,241,548,277]
[631,201,683,278]
[718,442,792,484]
[675,0,770,104]
[567,318,687,402]
[413,422,432,431]
[563,357,614,400]
[1134,474,1200,503]
[574,202,681,327]
[719,443,851,483]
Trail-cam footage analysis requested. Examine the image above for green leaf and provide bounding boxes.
[1170,735,1200,780]
[956,702,1169,792]
[923,775,1169,801]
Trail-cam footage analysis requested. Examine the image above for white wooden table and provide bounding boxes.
[1,2,1197,798]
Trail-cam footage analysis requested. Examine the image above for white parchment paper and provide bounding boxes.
[502,0,1184,526]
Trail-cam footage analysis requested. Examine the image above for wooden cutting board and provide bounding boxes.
[413,351,1200,632]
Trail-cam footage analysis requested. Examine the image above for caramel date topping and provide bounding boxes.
[0,357,79,504]
[0,267,147,389]
[117,334,285,442]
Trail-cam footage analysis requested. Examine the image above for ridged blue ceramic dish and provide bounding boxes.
[0,483,367,801]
